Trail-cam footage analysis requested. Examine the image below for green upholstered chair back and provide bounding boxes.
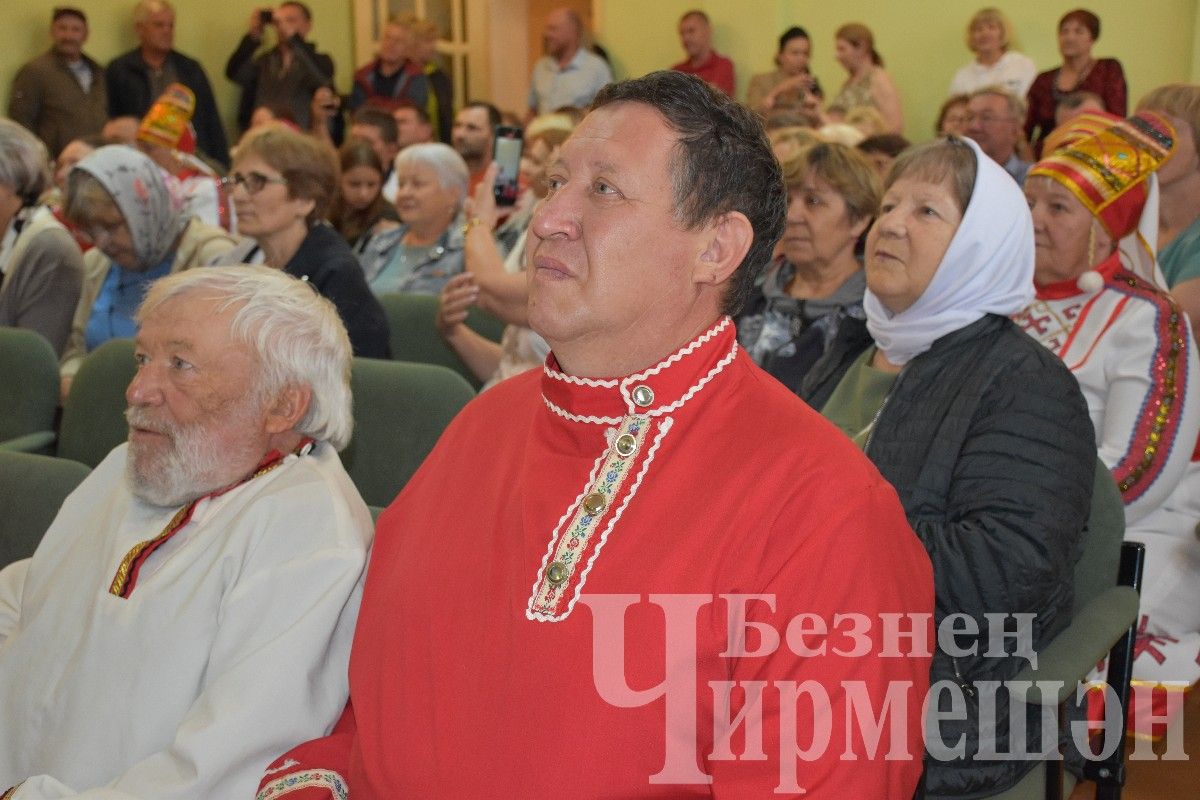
[58,338,137,467]
[377,292,505,389]
[0,451,91,567]
[0,327,60,453]
[1075,458,1126,610]
[340,357,475,508]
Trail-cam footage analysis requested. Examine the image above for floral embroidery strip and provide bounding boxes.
[255,769,350,800]
[527,415,650,619]
[559,416,674,622]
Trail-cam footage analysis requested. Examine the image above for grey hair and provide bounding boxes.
[0,119,51,204]
[136,266,355,449]
[970,84,1027,123]
[133,0,174,25]
[395,142,469,201]
[63,170,119,225]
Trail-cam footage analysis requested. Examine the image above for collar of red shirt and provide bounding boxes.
[539,316,739,424]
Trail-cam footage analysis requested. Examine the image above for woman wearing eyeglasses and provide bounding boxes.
[216,126,391,359]
[60,146,237,396]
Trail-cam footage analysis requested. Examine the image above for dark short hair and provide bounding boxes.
[280,1,312,22]
[1057,90,1104,113]
[858,134,911,159]
[1059,8,1100,39]
[52,6,87,24]
[352,107,399,144]
[462,101,502,130]
[778,26,810,53]
[680,9,709,25]
[394,103,431,125]
[591,71,786,317]
[935,94,970,135]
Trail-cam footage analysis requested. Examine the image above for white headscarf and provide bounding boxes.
[863,136,1035,365]
[1118,172,1169,288]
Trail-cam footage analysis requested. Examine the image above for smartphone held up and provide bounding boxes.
[492,126,523,207]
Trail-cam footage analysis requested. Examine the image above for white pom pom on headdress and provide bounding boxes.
[1076,270,1104,293]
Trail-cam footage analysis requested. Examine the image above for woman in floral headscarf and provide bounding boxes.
[59,146,236,394]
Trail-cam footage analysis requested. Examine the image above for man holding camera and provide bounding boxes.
[225,2,335,132]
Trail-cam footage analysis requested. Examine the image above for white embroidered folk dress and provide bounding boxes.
[0,442,372,800]
[1015,254,1200,698]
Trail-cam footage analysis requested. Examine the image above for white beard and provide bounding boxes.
[124,400,265,509]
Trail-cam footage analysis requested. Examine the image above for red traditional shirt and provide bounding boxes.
[259,317,933,799]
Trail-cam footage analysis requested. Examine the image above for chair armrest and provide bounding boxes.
[1008,586,1140,706]
[0,431,57,454]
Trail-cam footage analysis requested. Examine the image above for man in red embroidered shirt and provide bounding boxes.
[670,10,735,96]
[0,267,371,799]
[259,71,933,799]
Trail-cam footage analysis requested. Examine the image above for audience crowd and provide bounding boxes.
[2,2,1199,798]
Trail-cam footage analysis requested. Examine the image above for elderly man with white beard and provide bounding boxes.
[0,266,373,800]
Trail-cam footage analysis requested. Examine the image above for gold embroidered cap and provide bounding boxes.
[137,83,197,154]
[1029,111,1176,240]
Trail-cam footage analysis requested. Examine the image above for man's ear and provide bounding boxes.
[264,384,313,435]
[693,211,754,287]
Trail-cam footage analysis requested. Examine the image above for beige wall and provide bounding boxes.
[2,1,1197,149]
[0,0,358,149]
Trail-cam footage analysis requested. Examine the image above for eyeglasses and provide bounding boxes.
[965,113,1016,125]
[222,170,288,195]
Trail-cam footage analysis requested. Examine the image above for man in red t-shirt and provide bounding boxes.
[670,10,735,96]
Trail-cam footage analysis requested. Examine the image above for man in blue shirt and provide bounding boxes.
[527,8,612,116]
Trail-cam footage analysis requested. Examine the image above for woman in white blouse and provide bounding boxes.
[948,7,1037,98]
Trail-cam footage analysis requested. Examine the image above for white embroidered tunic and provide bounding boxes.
[1014,253,1200,536]
[0,442,372,799]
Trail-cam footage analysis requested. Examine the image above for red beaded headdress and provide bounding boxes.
[136,83,198,154]
[1030,112,1176,240]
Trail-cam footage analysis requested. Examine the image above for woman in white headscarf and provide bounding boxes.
[801,135,1097,798]
[59,146,236,391]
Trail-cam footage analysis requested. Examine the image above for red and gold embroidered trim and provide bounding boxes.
[256,769,349,800]
[1109,274,1189,501]
[527,415,651,620]
[108,440,312,598]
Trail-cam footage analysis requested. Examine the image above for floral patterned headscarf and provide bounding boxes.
[70,145,188,269]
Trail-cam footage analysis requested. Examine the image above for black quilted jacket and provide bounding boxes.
[803,313,1096,797]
